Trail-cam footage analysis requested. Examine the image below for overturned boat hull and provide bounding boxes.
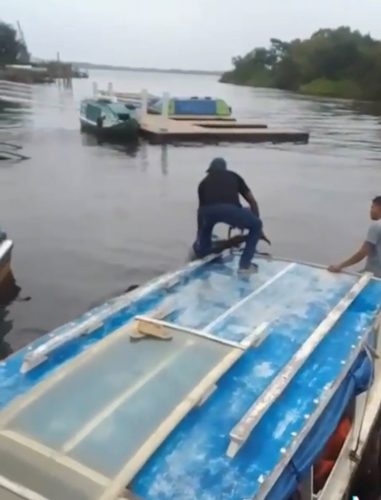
[0,253,380,499]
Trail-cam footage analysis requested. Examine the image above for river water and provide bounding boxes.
[1,69,381,356]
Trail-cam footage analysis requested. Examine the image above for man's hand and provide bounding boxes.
[328,264,343,273]
[328,243,370,274]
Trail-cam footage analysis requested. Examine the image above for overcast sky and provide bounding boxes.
[2,0,381,70]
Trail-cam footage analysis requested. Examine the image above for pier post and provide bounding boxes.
[160,92,170,131]
[140,88,148,120]
[92,82,98,98]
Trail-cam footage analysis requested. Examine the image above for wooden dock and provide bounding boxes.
[93,85,309,145]
[139,115,309,145]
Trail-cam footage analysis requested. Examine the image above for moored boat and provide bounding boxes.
[79,98,139,141]
[99,90,233,121]
[0,251,380,499]
[148,96,233,119]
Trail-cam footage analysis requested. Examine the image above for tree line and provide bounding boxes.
[220,27,381,101]
[0,22,30,66]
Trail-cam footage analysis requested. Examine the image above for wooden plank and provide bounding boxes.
[240,323,270,349]
[133,316,244,349]
[129,299,175,340]
[0,474,48,500]
[227,273,372,458]
[132,319,173,340]
[98,325,267,500]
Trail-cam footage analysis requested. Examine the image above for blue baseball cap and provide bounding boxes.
[207,157,227,173]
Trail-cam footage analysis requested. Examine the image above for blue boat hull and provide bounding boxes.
[0,254,380,499]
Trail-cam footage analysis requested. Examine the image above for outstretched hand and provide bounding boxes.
[328,264,342,273]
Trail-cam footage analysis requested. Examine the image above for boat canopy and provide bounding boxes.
[150,97,232,116]
[107,102,133,117]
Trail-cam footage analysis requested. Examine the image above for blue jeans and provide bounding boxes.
[196,204,262,268]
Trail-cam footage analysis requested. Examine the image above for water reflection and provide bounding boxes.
[1,69,381,353]
[80,130,141,158]
[161,144,168,175]
[0,141,30,163]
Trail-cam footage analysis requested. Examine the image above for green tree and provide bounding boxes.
[220,27,381,101]
[0,22,30,66]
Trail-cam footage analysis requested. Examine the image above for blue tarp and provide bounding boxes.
[268,349,374,500]
[173,99,217,115]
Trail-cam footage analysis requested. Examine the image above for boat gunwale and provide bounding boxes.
[255,314,380,500]
[318,338,381,499]
[0,251,234,422]
[12,255,369,374]
[1,250,228,367]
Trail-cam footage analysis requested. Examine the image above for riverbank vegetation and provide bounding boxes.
[220,27,381,101]
[0,22,30,66]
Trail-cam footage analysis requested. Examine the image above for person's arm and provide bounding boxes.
[243,190,272,244]
[198,182,204,207]
[236,175,260,216]
[237,175,271,245]
[328,242,372,273]
[244,190,260,218]
[329,223,379,273]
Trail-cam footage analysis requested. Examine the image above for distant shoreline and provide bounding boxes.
[219,27,381,102]
[71,62,222,76]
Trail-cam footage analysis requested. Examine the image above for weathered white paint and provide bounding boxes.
[19,250,228,374]
[228,273,372,458]
[205,263,295,333]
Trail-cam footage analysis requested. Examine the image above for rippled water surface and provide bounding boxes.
[1,69,381,355]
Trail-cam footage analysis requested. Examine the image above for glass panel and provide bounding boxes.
[6,331,231,479]
[0,435,103,500]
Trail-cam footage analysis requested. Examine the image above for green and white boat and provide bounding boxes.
[79,98,139,141]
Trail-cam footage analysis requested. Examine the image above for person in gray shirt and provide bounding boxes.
[329,196,381,277]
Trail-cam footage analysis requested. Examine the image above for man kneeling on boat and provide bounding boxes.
[192,157,270,274]
[329,196,381,277]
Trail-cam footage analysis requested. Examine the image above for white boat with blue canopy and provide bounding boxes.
[0,251,381,500]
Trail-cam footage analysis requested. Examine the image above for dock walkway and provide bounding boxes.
[139,114,309,144]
